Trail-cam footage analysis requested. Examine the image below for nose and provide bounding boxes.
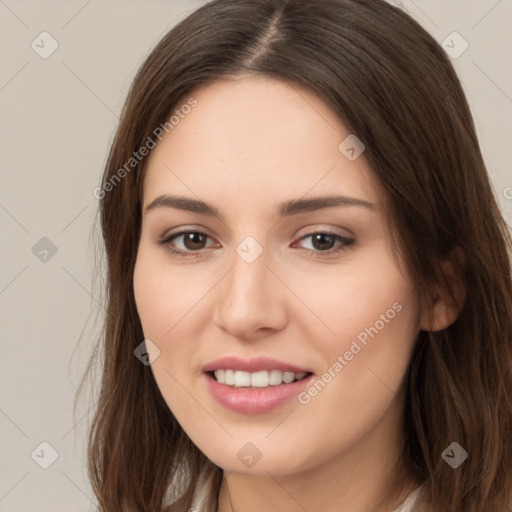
[212,244,288,341]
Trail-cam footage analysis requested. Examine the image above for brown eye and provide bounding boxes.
[180,232,208,251]
[159,230,217,258]
[310,233,337,251]
[294,232,355,256]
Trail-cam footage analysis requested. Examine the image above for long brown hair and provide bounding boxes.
[82,0,512,510]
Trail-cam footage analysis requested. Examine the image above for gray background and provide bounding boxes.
[1,1,511,510]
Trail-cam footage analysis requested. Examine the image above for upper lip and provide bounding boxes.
[203,356,312,374]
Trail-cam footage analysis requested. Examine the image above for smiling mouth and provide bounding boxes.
[208,369,312,388]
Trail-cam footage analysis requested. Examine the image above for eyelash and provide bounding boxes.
[157,230,356,259]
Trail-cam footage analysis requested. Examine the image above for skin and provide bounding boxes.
[133,74,457,512]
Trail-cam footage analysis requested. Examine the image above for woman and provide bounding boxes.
[85,0,512,510]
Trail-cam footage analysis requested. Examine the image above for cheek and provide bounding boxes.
[281,271,419,472]
[291,252,420,420]
[133,244,199,340]
[327,260,419,385]
[133,258,165,339]
[283,244,419,357]
[133,244,210,393]
[133,249,199,415]
[296,262,420,424]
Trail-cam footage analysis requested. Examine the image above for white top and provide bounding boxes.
[391,484,423,512]
[186,463,425,512]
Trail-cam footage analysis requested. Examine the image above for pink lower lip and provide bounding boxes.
[204,373,314,414]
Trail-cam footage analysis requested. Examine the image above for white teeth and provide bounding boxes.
[282,371,295,384]
[213,369,309,387]
[268,370,283,385]
[234,370,251,387]
[225,369,235,385]
[251,370,269,387]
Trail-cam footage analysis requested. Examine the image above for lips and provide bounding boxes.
[203,356,314,414]
[203,356,311,374]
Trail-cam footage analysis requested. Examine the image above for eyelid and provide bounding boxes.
[295,223,355,239]
[160,225,215,242]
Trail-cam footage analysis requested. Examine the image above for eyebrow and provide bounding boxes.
[144,194,376,221]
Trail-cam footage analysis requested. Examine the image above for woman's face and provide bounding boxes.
[133,75,422,476]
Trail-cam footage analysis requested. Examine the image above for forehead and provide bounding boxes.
[142,75,381,211]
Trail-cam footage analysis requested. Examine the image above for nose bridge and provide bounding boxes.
[212,235,287,336]
[224,238,271,308]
